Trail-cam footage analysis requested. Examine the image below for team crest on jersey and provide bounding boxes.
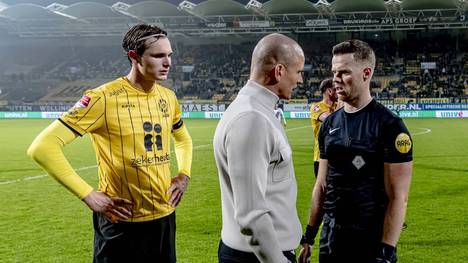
[313,105,320,112]
[74,95,91,108]
[395,133,412,153]
[158,99,169,117]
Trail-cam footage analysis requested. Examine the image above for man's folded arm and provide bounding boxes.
[27,120,94,199]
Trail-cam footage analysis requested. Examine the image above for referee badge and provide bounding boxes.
[395,133,412,153]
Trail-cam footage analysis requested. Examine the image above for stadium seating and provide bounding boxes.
[0,34,467,105]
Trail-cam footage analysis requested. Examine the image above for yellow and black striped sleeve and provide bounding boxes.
[172,97,184,131]
[171,98,192,177]
[311,102,329,122]
[60,89,105,136]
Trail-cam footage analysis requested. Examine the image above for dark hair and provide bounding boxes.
[320,78,334,93]
[122,24,167,63]
[332,39,375,68]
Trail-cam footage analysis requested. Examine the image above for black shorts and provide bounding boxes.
[218,240,296,263]
[318,214,381,263]
[93,212,176,263]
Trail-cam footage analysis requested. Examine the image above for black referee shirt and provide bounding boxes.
[318,99,413,229]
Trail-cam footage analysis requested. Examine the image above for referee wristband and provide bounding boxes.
[376,242,397,263]
[301,225,319,245]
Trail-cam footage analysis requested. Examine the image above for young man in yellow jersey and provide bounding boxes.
[28,24,192,262]
[310,78,338,177]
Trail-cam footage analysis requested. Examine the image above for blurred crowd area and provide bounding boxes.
[0,32,467,105]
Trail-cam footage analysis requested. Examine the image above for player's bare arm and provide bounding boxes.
[382,161,413,246]
[299,158,328,263]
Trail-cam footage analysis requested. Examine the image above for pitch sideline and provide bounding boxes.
[0,125,429,185]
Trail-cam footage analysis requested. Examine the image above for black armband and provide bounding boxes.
[300,225,319,245]
[376,242,397,263]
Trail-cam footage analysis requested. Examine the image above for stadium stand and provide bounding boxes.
[0,0,467,105]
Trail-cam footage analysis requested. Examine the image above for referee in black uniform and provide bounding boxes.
[299,39,413,263]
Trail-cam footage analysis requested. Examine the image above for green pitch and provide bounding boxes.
[0,118,467,262]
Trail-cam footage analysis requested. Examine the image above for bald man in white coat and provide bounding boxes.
[214,33,305,263]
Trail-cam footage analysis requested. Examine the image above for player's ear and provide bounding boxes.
[128,50,140,64]
[266,64,281,85]
[363,67,372,82]
[274,63,286,82]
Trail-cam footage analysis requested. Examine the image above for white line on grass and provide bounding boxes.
[0,125,309,186]
[0,165,99,185]
[0,143,213,186]
[412,127,431,135]
[285,125,309,132]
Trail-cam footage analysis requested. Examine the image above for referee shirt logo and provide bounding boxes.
[352,155,365,170]
[395,133,412,153]
[329,127,340,135]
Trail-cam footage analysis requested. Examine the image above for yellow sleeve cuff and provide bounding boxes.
[27,120,94,199]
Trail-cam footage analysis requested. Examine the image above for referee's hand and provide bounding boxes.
[168,174,189,207]
[298,243,312,263]
[83,191,133,223]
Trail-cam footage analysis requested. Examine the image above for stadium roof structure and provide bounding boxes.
[0,0,466,37]
[125,1,187,17]
[60,2,127,18]
[261,0,318,15]
[401,0,458,10]
[190,0,255,16]
[332,0,386,12]
[0,3,67,20]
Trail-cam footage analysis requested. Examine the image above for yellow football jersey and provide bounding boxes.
[310,100,336,162]
[60,77,184,222]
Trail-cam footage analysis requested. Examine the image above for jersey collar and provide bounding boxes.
[239,80,279,109]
